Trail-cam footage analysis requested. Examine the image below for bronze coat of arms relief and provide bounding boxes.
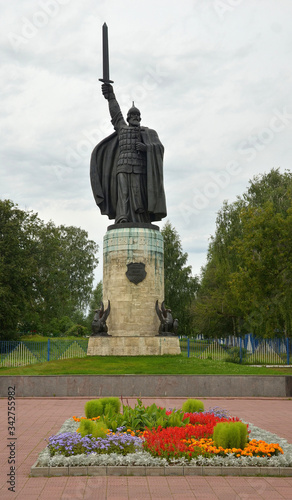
[126,262,147,285]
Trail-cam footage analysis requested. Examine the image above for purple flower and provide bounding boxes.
[47,431,143,458]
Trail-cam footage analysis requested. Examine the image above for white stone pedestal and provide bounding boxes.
[87,224,180,356]
[87,335,181,356]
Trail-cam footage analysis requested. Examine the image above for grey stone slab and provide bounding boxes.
[220,466,242,476]
[164,466,184,476]
[0,375,289,397]
[183,466,203,475]
[286,375,292,397]
[106,466,128,476]
[49,466,69,476]
[87,466,107,476]
[258,466,280,476]
[30,464,50,477]
[145,466,165,476]
[240,466,261,476]
[68,466,88,476]
[127,466,146,476]
[279,467,292,476]
[202,466,222,476]
[28,463,290,477]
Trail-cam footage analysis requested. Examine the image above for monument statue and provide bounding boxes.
[91,301,111,336]
[87,24,181,357]
[155,300,178,336]
[90,23,167,224]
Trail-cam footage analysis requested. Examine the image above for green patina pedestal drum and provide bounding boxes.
[87,224,181,356]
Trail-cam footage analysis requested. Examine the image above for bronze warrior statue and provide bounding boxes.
[90,24,166,224]
[90,84,167,224]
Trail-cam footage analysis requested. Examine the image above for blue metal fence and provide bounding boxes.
[180,334,291,364]
[0,335,291,367]
[0,339,89,368]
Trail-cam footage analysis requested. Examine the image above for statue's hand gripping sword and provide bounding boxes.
[99,23,114,85]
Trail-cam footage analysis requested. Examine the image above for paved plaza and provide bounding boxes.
[0,396,291,499]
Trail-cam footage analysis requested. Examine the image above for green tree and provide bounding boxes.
[161,221,199,335]
[192,199,245,338]
[0,200,99,339]
[193,169,292,338]
[27,222,99,334]
[229,201,292,337]
[0,200,40,338]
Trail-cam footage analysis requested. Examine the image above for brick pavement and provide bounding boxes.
[0,397,291,499]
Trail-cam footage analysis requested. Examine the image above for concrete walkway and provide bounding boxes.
[0,397,291,499]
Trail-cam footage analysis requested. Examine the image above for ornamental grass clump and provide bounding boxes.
[213,421,248,450]
[78,419,95,437]
[78,419,107,438]
[84,399,104,419]
[100,397,121,414]
[84,397,121,419]
[181,399,204,413]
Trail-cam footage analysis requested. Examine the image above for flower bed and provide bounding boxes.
[142,425,283,461]
[32,400,292,475]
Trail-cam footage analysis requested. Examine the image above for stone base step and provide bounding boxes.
[87,335,181,356]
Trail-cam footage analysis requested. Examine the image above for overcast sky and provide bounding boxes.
[1,0,292,282]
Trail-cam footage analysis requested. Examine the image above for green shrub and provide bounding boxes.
[213,421,248,449]
[101,410,126,432]
[84,399,104,418]
[78,419,96,437]
[225,347,247,364]
[181,399,204,413]
[92,421,108,438]
[84,397,121,419]
[78,419,107,438]
[83,398,190,433]
[101,399,189,432]
[100,397,121,414]
[65,324,88,337]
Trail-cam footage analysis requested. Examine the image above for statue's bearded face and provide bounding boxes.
[127,111,141,127]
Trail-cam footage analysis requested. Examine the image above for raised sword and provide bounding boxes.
[99,22,114,84]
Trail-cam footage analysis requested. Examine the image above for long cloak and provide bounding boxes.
[90,127,167,222]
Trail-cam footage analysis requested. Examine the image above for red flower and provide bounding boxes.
[142,413,240,460]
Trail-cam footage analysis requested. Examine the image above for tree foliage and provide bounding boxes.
[0,200,99,339]
[161,221,199,335]
[192,169,292,338]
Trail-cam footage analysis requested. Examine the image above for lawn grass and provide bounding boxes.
[0,355,291,376]
[15,334,84,342]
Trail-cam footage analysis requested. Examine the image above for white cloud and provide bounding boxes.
[1,0,292,283]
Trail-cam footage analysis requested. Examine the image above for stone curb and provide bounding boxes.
[2,375,291,398]
[30,462,292,477]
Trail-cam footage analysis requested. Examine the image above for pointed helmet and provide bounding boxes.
[127,101,141,122]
